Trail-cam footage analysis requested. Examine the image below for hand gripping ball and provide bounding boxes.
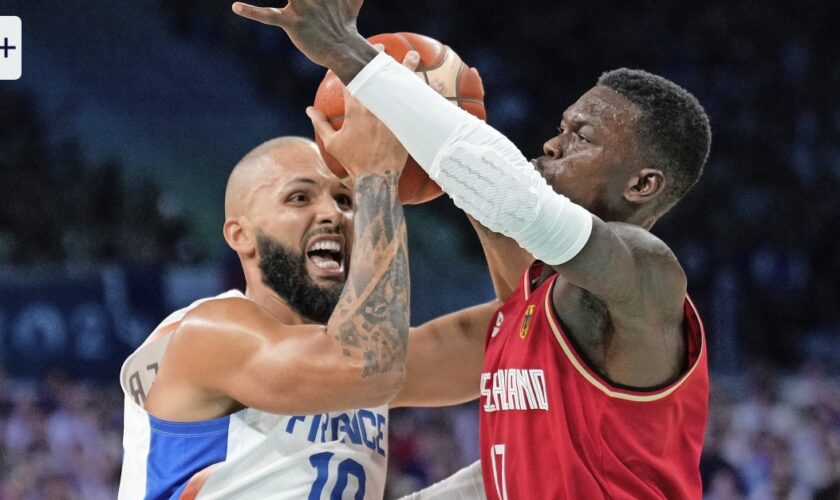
[313,32,487,204]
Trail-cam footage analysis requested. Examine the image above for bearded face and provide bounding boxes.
[256,232,346,324]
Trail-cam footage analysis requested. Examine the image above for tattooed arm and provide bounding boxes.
[326,172,410,378]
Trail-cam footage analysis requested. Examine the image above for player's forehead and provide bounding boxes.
[562,86,639,130]
[239,144,344,213]
[264,143,341,190]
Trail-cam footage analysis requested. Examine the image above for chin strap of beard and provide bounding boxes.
[349,53,592,266]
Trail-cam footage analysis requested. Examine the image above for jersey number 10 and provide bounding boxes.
[308,452,367,499]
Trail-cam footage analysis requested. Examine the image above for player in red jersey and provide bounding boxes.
[233,1,711,498]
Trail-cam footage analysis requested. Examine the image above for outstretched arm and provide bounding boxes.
[390,300,500,408]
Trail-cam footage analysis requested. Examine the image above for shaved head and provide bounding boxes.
[224,136,328,219]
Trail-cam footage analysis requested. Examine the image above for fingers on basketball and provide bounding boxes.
[401,50,420,71]
[306,107,336,145]
[312,32,487,203]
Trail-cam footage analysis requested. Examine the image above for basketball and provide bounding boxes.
[313,32,487,204]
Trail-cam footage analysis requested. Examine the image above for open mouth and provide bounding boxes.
[305,236,345,277]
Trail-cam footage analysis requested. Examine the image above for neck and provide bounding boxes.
[621,205,658,230]
[638,216,657,230]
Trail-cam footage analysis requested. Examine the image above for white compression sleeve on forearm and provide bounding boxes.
[348,53,592,265]
[398,461,486,500]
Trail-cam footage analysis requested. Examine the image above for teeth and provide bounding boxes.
[309,240,341,252]
[311,255,343,271]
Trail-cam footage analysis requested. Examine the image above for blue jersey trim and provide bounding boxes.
[145,414,230,500]
[148,413,232,435]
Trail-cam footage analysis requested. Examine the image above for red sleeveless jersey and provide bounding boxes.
[479,263,708,499]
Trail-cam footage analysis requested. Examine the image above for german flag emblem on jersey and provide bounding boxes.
[519,304,536,339]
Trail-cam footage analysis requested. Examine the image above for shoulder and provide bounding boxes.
[143,297,274,416]
[181,296,263,327]
[606,222,675,259]
[171,297,326,363]
[606,222,686,300]
[175,297,255,339]
[168,297,276,366]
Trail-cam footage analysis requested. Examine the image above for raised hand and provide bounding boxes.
[232,1,378,82]
[307,88,409,179]
[307,49,422,180]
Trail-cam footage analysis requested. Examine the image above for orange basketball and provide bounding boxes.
[313,32,487,204]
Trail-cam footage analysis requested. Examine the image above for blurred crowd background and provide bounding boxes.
[1,0,839,498]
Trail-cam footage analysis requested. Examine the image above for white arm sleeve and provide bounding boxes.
[348,53,592,265]
[398,461,486,500]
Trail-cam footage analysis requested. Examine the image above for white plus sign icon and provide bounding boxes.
[0,16,21,80]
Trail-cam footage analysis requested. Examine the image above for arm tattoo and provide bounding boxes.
[328,172,410,376]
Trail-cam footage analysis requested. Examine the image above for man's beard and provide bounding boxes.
[256,233,344,324]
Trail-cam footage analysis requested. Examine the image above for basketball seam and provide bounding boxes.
[420,45,451,72]
[454,67,486,116]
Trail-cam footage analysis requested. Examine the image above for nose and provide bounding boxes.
[314,194,345,227]
[543,135,563,159]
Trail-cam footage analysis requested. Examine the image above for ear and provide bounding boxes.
[624,168,666,205]
[223,217,256,257]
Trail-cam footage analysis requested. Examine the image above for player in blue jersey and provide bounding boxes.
[118,75,498,498]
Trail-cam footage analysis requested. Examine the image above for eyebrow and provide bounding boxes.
[561,112,594,128]
[285,177,318,187]
[283,176,350,194]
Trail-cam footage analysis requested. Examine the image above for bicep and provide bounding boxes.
[175,302,401,415]
[553,220,648,304]
[224,328,377,414]
[553,220,686,316]
[391,300,499,408]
